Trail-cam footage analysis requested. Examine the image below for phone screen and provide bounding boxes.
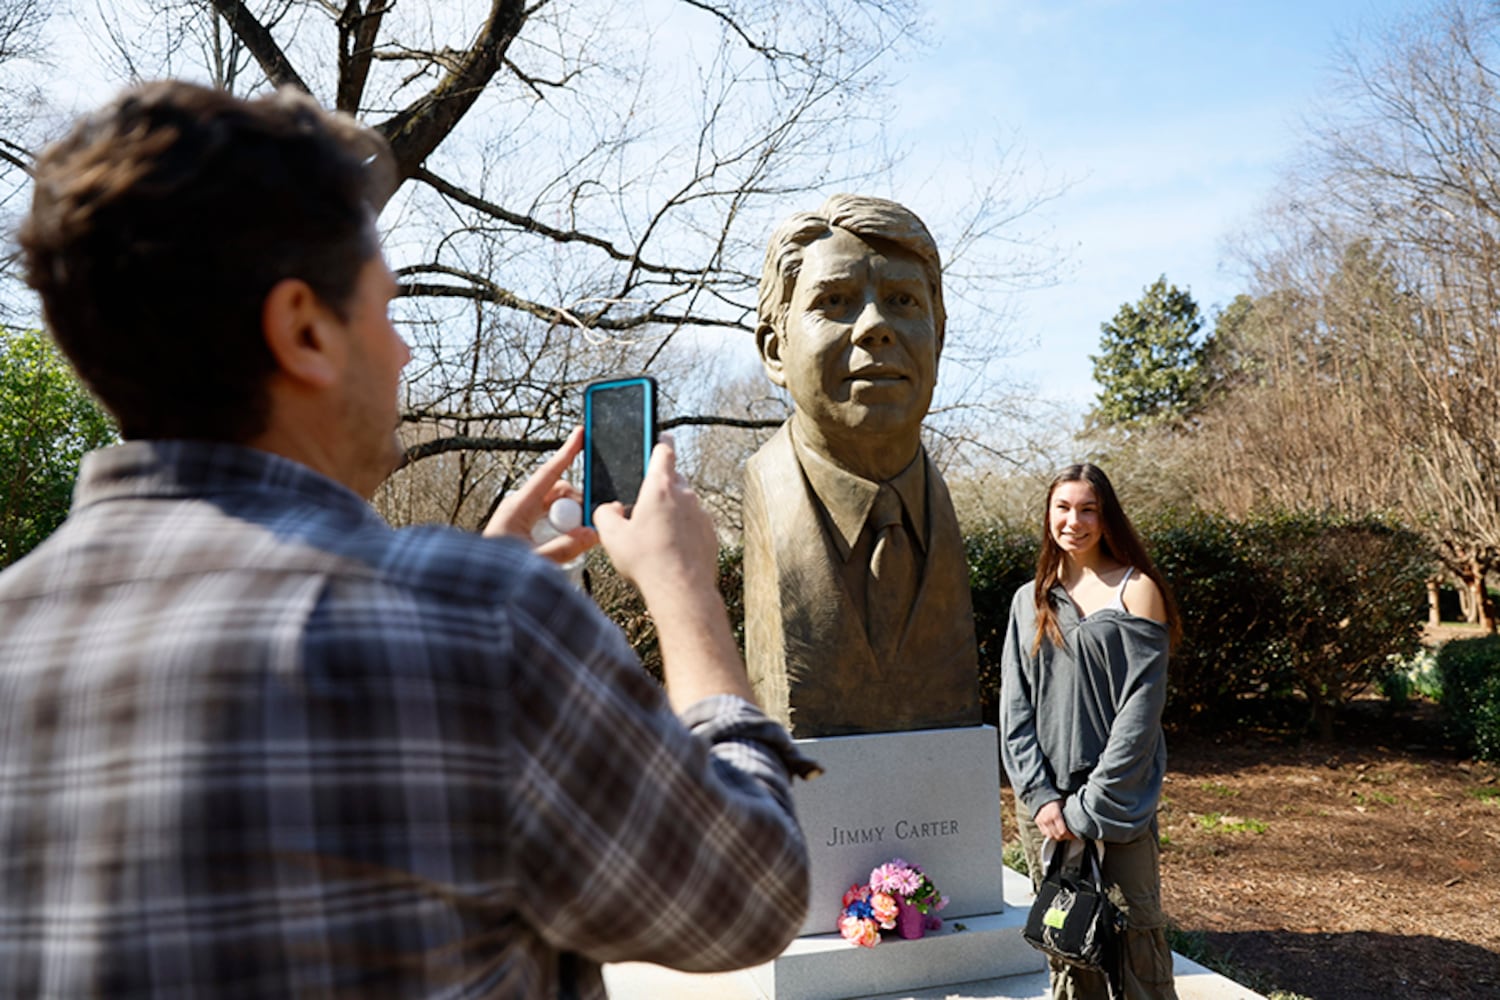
[583,377,656,526]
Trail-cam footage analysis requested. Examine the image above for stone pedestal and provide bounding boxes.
[742,725,1042,1000]
[600,725,1047,1000]
[791,726,1006,937]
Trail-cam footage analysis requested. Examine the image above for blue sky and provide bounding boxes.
[890,0,1416,411]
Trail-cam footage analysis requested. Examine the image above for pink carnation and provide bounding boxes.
[870,891,899,929]
[839,915,880,948]
[841,883,869,909]
[869,860,921,898]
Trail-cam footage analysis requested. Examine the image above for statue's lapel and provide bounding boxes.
[763,428,876,664]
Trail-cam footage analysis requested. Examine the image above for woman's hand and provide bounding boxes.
[1035,799,1075,842]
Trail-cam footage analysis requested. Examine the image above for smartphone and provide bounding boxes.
[582,375,658,527]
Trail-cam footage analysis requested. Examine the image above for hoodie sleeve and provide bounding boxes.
[999,584,1062,819]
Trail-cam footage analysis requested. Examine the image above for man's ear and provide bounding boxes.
[262,277,343,389]
[756,321,788,388]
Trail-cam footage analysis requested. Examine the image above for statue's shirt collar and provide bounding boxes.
[788,423,928,561]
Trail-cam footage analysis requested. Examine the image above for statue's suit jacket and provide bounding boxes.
[742,422,980,737]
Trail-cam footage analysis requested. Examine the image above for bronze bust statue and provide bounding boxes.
[743,193,980,737]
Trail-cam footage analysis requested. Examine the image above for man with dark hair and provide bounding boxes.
[23,83,392,445]
[0,80,812,998]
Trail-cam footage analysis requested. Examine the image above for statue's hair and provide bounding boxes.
[756,193,945,350]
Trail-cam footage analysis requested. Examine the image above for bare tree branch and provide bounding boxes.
[412,166,681,275]
[662,415,780,431]
[336,0,392,112]
[377,0,528,179]
[0,137,30,176]
[399,414,782,469]
[398,272,751,334]
[399,434,558,467]
[206,0,310,91]
[676,0,792,62]
[503,55,581,96]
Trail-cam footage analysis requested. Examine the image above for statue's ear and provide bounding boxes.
[757,321,788,387]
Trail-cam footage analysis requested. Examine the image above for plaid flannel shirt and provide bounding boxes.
[0,441,811,998]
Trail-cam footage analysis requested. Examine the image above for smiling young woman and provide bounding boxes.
[999,463,1182,1000]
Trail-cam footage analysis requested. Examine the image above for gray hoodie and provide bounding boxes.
[999,580,1169,842]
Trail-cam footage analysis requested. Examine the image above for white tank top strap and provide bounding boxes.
[1104,566,1135,613]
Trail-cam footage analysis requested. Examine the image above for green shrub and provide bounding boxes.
[965,521,1039,725]
[586,552,658,681]
[1238,514,1429,739]
[1,328,118,567]
[1435,635,1500,762]
[594,509,1430,741]
[1143,509,1428,731]
[1001,840,1028,876]
[1145,510,1286,723]
[962,508,1429,732]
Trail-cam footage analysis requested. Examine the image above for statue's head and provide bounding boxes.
[755,194,944,456]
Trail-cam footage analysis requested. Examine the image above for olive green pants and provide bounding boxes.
[1015,796,1179,1000]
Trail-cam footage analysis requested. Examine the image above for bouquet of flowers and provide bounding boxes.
[837,858,947,947]
[837,882,897,947]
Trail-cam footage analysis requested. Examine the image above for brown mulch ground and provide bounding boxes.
[1002,699,1500,1000]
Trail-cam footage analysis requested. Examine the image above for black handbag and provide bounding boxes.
[1022,838,1126,978]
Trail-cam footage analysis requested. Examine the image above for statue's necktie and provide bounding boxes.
[866,484,916,661]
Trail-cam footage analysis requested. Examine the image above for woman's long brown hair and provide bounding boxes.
[1031,463,1181,654]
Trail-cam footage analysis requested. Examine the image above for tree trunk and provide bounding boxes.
[1474,557,1498,633]
[1312,699,1337,742]
[1456,564,1481,624]
[1427,577,1442,627]
[1454,557,1500,632]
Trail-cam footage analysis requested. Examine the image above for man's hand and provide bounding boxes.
[483,427,598,566]
[592,434,716,598]
[593,435,754,710]
[1034,799,1075,842]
